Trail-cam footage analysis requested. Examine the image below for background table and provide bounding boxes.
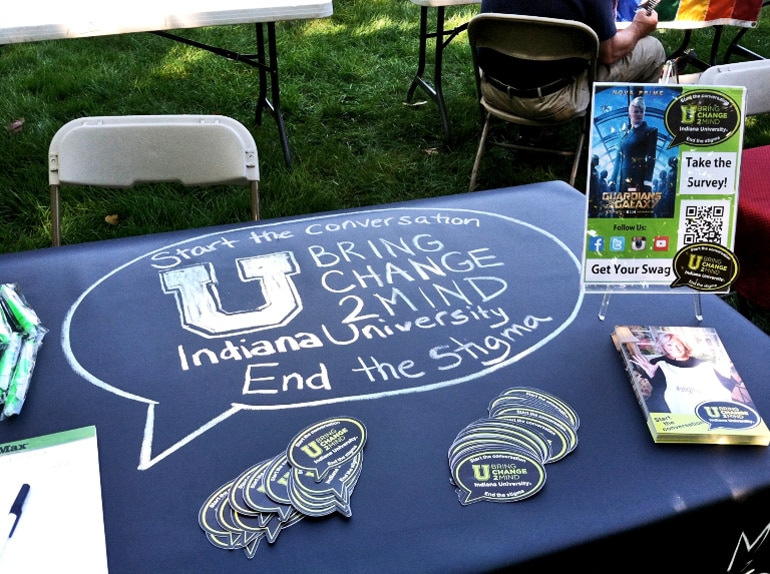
[2,181,770,572]
[1,1,334,167]
[405,0,481,140]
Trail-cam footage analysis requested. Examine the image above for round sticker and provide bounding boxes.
[287,417,367,480]
[665,89,741,147]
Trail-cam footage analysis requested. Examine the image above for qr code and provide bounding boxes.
[679,200,730,245]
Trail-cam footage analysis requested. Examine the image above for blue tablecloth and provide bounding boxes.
[2,181,770,573]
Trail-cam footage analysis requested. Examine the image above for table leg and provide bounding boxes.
[254,23,293,167]
[151,23,293,168]
[406,6,467,140]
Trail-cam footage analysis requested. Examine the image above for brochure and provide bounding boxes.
[583,82,745,293]
[612,325,770,445]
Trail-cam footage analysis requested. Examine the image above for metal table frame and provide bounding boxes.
[405,0,481,140]
[1,2,335,167]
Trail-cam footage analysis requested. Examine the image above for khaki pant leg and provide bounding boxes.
[597,36,667,83]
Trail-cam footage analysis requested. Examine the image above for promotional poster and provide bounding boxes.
[583,82,745,293]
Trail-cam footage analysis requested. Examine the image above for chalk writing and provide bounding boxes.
[61,206,583,470]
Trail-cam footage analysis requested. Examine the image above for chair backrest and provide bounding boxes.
[698,59,770,116]
[48,114,260,246]
[466,13,600,189]
[467,13,599,79]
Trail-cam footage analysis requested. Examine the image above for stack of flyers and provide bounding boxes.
[199,416,367,558]
[449,387,579,505]
[612,325,770,445]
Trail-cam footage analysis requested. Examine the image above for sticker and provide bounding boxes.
[492,406,578,454]
[493,413,572,463]
[450,418,550,465]
[491,387,580,430]
[449,387,580,505]
[452,450,547,505]
[243,454,295,521]
[287,417,367,481]
[228,461,268,517]
[288,452,363,517]
[199,415,367,558]
[665,89,741,147]
[671,243,739,291]
[198,481,246,550]
[263,452,294,507]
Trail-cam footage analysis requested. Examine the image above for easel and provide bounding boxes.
[597,292,703,322]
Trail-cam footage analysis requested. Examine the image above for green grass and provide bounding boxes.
[1,0,769,331]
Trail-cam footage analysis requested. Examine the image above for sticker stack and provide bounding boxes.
[449,387,580,505]
[199,416,367,558]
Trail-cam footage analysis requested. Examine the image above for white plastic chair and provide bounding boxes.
[48,115,260,246]
[698,59,770,116]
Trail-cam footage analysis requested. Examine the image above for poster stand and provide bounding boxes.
[582,82,745,323]
[597,292,703,322]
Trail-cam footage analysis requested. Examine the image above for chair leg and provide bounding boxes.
[251,181,260,221]
[568,129,586,188]
[469,114,492,192]
[51,185,62,247]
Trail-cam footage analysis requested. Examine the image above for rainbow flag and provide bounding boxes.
[657,0,763,27]
[616,0,763,26]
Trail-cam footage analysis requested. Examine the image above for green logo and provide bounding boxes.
[666,90,741,148]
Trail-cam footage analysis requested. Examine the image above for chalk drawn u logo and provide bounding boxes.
[160,251,301,338]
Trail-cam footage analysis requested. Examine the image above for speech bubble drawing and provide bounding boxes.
[61,207,584,470]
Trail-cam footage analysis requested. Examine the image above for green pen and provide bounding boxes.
[1,336,35,419]
[0,332,23,401]
[0,284,42,337]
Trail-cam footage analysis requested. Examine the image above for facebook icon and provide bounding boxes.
[589,236,604,253]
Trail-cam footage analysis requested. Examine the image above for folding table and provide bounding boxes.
[2,180,770,572]
[0,1,335,167]
[405,0,481,140]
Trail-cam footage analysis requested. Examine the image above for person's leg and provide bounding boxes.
[597,36,666,83]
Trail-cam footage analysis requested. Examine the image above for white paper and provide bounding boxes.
[0,426,109,573]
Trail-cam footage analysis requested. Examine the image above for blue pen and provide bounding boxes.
[0,484,30,558]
